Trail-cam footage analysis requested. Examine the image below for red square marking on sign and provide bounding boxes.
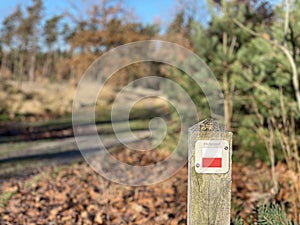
[202,158,222,168]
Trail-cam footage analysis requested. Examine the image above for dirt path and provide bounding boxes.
[0,128,152,180]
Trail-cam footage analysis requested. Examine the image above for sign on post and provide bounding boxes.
[195,140,229,173]
[188,118,232,225]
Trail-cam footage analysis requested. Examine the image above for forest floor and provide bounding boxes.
[0,147,299,224]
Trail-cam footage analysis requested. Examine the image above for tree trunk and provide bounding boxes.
[18,50,24,86]
[53,50,59,80]
[29,34,38,82]
[1,52,7,76]
[13,49,19,80]
[29,53,36,81]
[223,72,232,130]
[42,53,50,78]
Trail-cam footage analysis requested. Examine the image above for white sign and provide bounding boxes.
[195,140,229,174]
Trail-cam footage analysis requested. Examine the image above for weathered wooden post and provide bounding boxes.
[188,118,232,224]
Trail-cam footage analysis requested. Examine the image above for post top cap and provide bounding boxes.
[199,118,226,132]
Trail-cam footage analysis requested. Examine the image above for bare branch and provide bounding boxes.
[232,19,262,38]
[277,44,300,113]
[229,36,237,56]
[223,32,227,54]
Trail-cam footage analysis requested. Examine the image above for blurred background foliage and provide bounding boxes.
[0,0,300,222]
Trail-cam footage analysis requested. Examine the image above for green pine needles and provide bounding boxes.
[233,203,297,225]
[257,203,295,225]
[233,217,245,225]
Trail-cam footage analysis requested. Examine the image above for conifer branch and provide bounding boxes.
[232,18,300,113]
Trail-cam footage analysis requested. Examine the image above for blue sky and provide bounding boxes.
[125,0,175,24]
[0,0,177,26]
[0,0,282,28]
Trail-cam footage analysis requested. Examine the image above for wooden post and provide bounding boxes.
[188,118,232,224]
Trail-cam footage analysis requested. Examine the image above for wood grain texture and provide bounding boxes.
[188,119,232,225]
